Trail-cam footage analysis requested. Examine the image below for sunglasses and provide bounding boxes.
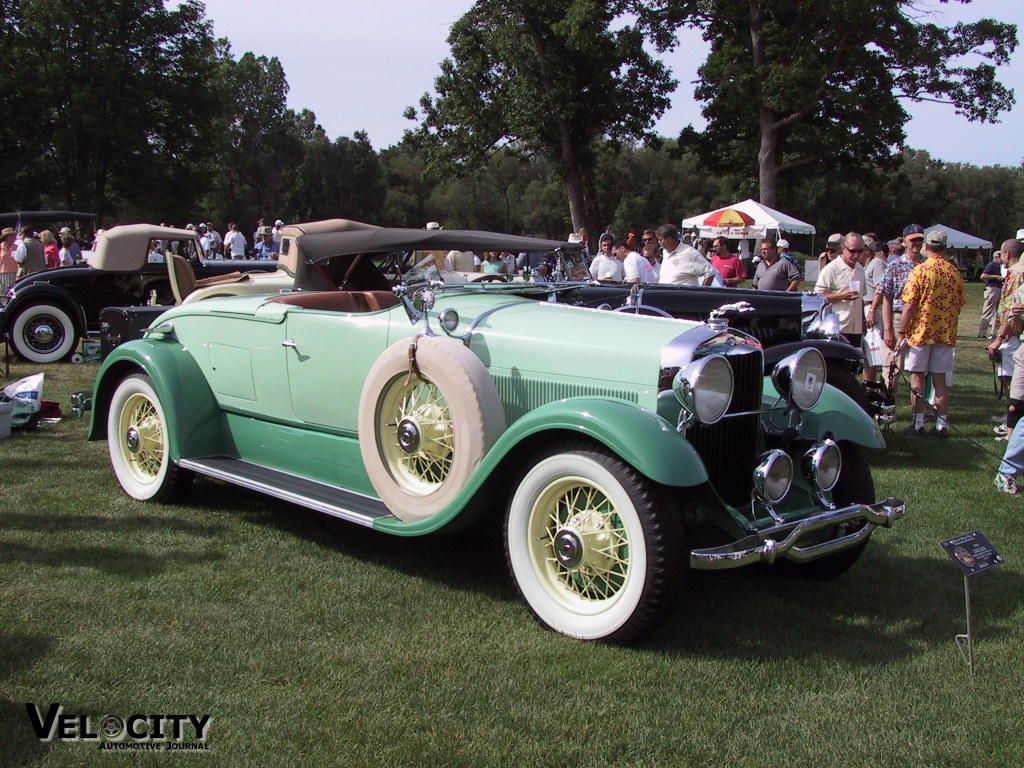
[846,247,865,254]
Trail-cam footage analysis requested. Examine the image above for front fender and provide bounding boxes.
[763,379,885,449]
[375,397,708,536]
[88,339,233,459]
[0,282,88,337]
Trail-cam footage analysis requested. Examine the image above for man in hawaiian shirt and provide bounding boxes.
[898,230,966,438]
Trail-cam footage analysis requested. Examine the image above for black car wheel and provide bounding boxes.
[9,302,79,363]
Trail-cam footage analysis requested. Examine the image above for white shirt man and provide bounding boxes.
[223,224,248,259]
[613,241,656,283]
[272,219,284,245]
[657,225,715,286]
[207,224,223,256]
[815,232,868,344]
[197,225,215,259]
[589,236,623,282]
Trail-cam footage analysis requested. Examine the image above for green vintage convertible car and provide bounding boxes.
[87,225,905,642]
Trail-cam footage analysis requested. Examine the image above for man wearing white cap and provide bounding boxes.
[272,219,285,245]
[776,238,801,270]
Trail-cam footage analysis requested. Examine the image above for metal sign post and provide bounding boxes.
[941,531,1004,676]
[954,574,975,675]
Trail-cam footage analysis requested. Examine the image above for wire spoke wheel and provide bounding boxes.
[358,336,506,522]
[379,374,455,494]
[107,373,191,502]
[534,477,630,602]
[506,445,683,642]
[118,392,167,483]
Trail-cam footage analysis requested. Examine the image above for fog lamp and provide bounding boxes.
[753,449,793,506]
[803,439,841,493]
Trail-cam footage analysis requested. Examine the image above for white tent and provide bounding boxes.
[925,224,991,250]
[681,199,817,239]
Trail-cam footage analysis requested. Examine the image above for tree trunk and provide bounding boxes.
[748,0,778,209]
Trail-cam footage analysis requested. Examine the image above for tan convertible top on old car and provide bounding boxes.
[88,223,196,271]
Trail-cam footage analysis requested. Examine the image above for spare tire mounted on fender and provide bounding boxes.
[358,336,506,522]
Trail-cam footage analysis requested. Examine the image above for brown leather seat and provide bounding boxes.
[269,291,400,313]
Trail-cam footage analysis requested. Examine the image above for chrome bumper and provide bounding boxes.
[689,496,906,570]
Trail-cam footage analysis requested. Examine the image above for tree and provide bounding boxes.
[639,0,1017,208]
[412,0,676,250]
[216,51,305,225]
[287,128,386,223]
[10,0,225,223]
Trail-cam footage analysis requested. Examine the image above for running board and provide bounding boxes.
[178,456,393,527]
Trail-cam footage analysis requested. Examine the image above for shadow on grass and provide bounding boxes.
[0,541,225,577]
[0,633,55,766]
[174,478,1024,663]
[0,512,226,538]
[179,477,514,597]
[647,539,1024,662]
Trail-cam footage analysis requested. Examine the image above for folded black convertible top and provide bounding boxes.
[296,228,583,262]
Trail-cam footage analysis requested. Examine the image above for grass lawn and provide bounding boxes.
[1,284,1022,767]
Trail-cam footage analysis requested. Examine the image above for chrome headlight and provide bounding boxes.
[803,439,841,493]
[772,348,827,411]
[672,354,733,425]
[754,449,793,505]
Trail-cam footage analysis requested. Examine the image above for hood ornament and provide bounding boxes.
[707,301,754,332]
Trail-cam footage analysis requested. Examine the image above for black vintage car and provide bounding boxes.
[554,280,867,409]
[0,221,277,363]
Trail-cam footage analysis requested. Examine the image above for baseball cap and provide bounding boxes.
[274,219,284,226]
[902,223,924,240]
[862,235,877,252]
[826,233,843,249]
[777,238,790,249]
[1016,228,1024,240]
[925,230,947,247]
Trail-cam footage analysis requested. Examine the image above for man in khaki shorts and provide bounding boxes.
[872,225,925,402]
[898,230,965,437]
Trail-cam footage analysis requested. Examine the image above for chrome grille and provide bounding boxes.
[687,347,762,507]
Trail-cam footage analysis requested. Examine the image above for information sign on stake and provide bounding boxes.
[940,531,1004,675]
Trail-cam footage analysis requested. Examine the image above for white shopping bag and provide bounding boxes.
[863,326,886,368]
[1,372,44,427]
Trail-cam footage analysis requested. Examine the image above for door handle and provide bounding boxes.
[282,339,297,348]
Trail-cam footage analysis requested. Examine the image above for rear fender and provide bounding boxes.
[1,283,88,337]
[88,340,233,459]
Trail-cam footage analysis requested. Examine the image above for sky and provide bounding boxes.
[203,0,1024,167]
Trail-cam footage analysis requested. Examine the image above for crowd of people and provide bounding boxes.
[155,219,286,261]
[0,217,289,286]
